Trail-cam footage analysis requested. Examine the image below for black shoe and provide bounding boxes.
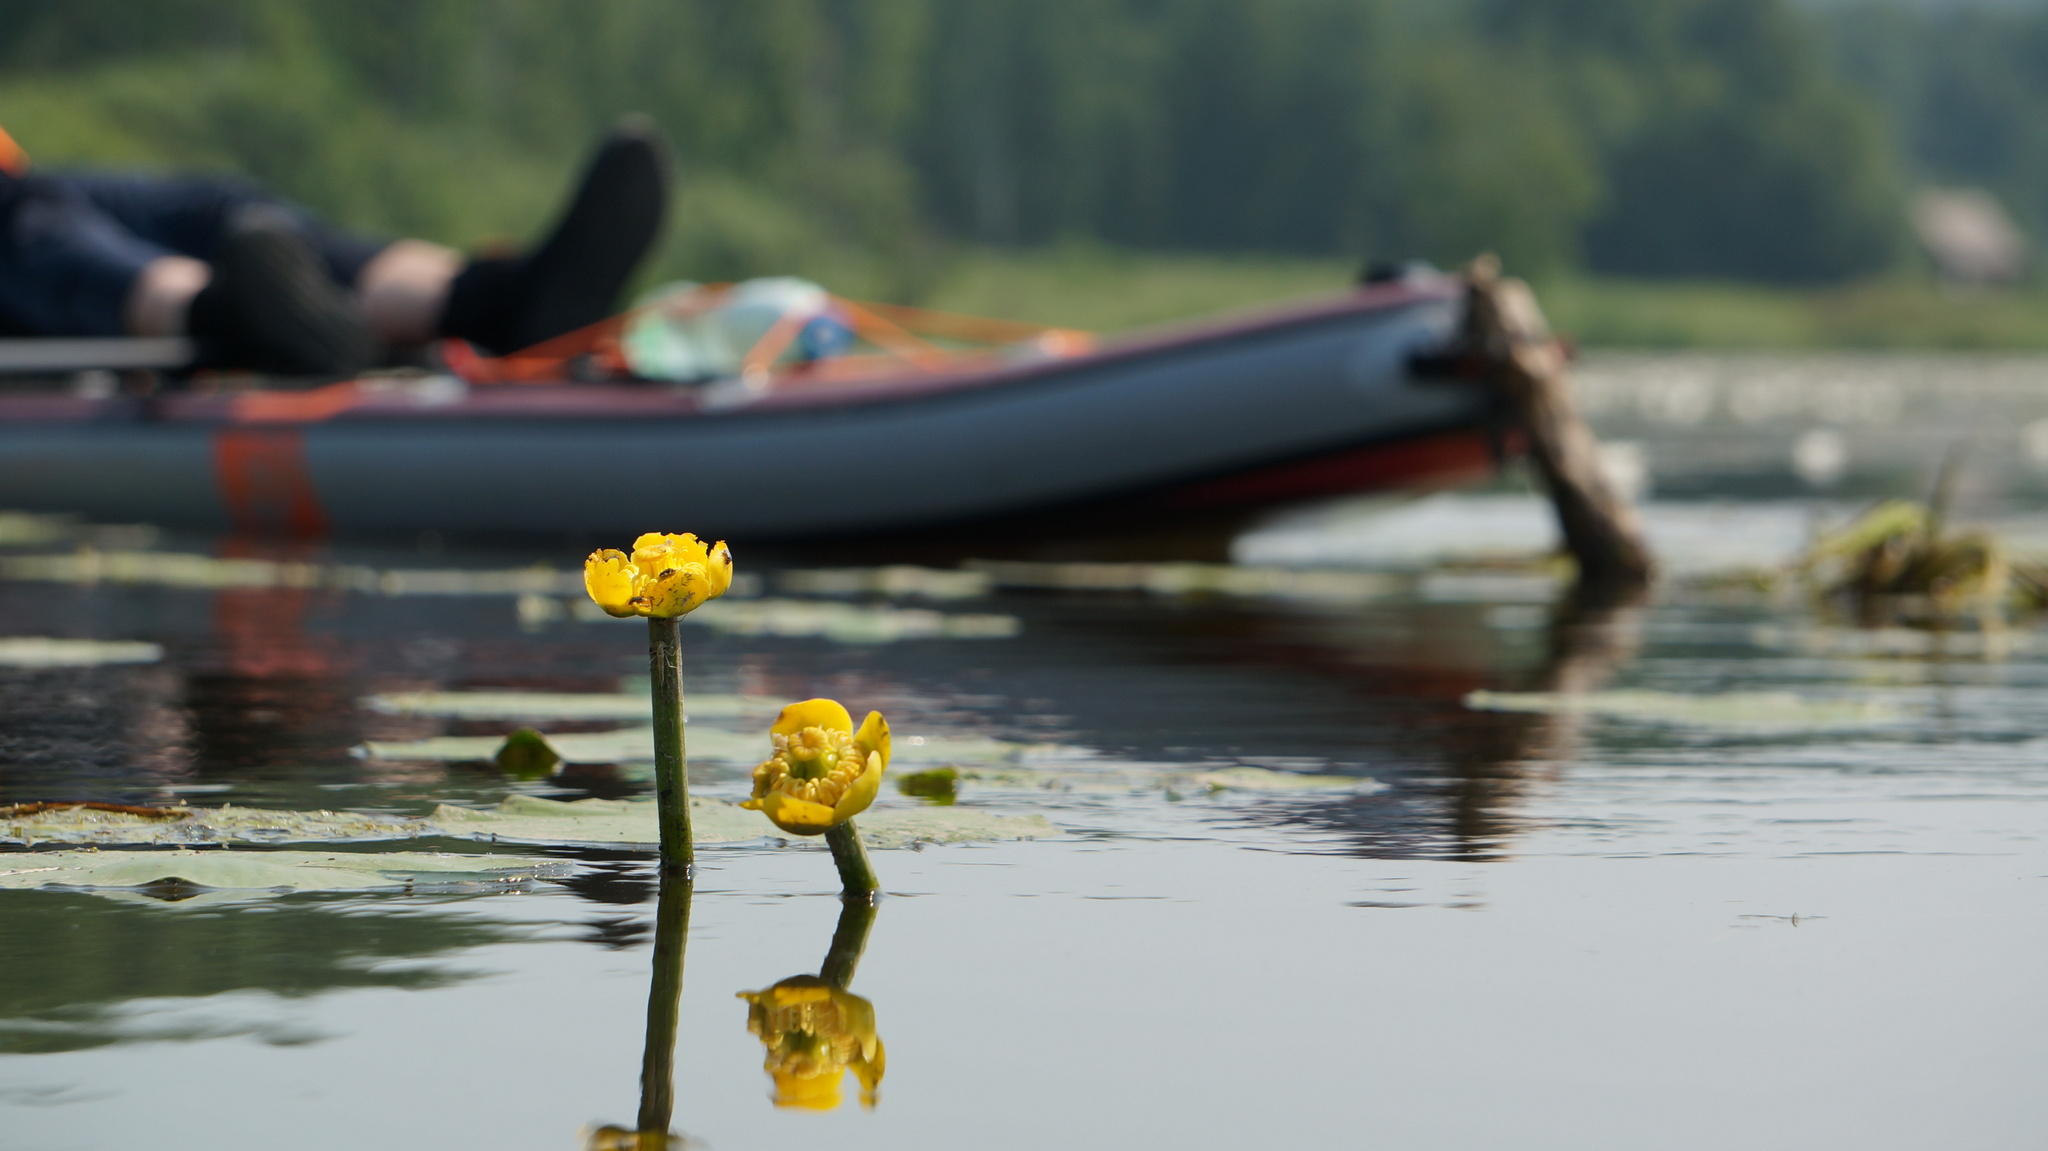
[187,205,374,376]
[439,119,670,354]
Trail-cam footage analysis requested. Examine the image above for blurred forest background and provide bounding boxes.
[2,0,2047,344]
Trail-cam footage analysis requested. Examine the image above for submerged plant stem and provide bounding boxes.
[648,617,692,874]
[824,820,880,897]
[637,872,694,1138]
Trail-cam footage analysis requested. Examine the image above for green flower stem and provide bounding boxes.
[647,616,692,874]
[819,892,879,989]
[636,872,694,1139]
[824,820,880,898]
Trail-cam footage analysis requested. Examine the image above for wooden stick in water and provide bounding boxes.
[1455,255,1655,595]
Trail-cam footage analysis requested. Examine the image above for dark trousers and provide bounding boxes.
[0,171,386,337]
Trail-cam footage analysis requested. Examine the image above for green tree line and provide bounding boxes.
[0,0,2024,295]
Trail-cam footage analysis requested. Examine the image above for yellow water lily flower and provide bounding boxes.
[738,976,885,1110]
[740,699,890,836]
[582,532,733,619]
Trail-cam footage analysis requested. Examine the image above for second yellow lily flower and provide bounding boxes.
[742,698,890,836]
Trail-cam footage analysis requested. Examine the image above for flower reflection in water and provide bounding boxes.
[737,897,885,1110]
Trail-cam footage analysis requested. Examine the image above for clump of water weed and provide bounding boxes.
[1801,499,2009,624]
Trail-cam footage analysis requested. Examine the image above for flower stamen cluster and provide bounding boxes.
[740,699,891,836]
[755,727,871,809]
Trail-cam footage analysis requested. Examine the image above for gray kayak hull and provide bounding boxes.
[0,284,1493,541]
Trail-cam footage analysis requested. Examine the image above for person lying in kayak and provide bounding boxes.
[0,119,667,376]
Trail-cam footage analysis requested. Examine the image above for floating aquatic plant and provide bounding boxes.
[585,532,734,873]
[1801,499,2008,622]
[0,794,1056,850]
[897,766,960,804]
[741,698,889,894]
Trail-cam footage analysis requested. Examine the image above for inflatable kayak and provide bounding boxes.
[0,276,1501,547]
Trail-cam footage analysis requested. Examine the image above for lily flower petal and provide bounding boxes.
[743,790,840,835]
[830,750,885,826]
[852,710,890,769]
[773,698,854,737]
[635,561,714,618]
[583,549,641,618]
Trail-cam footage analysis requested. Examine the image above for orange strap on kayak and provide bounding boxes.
[442,312,633,384]
[441,289,1093,385]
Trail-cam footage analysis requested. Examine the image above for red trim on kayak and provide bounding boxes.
[213,429,329,538]
[1166,427,1514,508]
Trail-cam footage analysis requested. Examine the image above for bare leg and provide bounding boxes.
[124,255,210,337]
[356,239,461,347]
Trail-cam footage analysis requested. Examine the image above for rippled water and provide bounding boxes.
[4,354,2048,1149]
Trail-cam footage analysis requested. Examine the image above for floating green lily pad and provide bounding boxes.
[362,691,782,722]
[359,727,1053,767]
[2,803,429,847]
[0,850,572,893]
[899,767,961,804]
[1462,689,1899,728]
[431,795,1058,849]
[691,597,1020,642]
[358,727,757,765]
[1189,767,1383,793]
[494,728,562,779]
[428,795,765,845]
[0,637,162,668]
[954,763,1382,795]
[2,795,1058,850]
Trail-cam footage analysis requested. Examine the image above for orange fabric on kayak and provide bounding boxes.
[0,125,28,176]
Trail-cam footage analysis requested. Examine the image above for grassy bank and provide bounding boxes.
[914,247,2048,349]
[918,247,1357,335]
[1538,277,2048,350]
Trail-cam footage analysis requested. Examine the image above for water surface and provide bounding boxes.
[3,353,2047,1149]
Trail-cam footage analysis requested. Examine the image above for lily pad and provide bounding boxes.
[1189,767,1384,793]
[0,637,162,668]
[429,794,1058,849]
[857,807,1058,848]
[2,803,430,847]
[3,795,1059,850]
[950,762,1381,796]
[359,726,759,765]
[494,728,562,779]
[689,597,1020,642]
[779,565,994,601]
[1462,689,1899,729]
[429,795,767,845]
[0,850,573,893]
[359,727,1047,767]
[362,691,781,722]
